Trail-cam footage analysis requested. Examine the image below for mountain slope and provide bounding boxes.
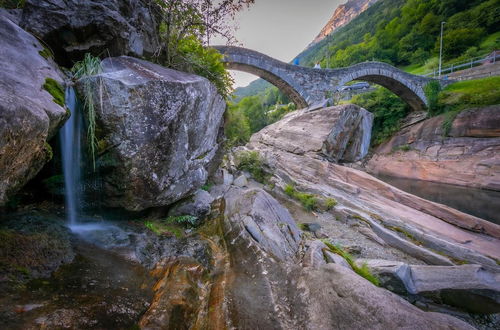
[309,0,379,47]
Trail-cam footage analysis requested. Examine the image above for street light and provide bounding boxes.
[438,21,446,77]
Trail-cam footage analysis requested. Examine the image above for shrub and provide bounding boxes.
[351,87,410,146]
[424,80,442,116]
[235,151,269,183]
[324,198,338,210]
[284,184,318,211]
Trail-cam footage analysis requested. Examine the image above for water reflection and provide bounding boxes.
[376,175,500,224]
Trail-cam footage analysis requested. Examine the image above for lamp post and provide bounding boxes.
[438,21,446,77]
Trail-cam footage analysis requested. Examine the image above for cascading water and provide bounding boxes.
[60,87,83,226]
[60,86,127,240]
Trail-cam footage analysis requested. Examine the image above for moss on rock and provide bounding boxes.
[42,77,65,107]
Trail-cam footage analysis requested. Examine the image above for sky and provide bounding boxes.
[212,0,346,88]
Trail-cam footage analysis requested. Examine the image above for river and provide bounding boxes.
[377,175,500,225]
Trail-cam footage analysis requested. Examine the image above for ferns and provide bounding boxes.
[71,54,103,170]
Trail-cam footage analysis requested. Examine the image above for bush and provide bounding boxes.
[235,151,269,183]
[351,87,410,146]
[424,80,442,116]
[284,184,318,211]
[324,198,338,210]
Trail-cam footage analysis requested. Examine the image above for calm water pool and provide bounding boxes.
[376,175,500,225]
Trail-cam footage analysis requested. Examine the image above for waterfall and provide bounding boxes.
[60,87,83,225]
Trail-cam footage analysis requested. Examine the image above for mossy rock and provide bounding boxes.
[42,77,65,107]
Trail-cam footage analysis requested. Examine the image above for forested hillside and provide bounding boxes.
[299,0,499,68]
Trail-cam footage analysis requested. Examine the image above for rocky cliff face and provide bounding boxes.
[0,12,67,206]
[309,0,379,46]
[20,0,160,66]
[77,56,225,211]
[366,105,500,191]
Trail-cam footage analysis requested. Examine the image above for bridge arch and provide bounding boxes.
[215,46,445,111]
[224,61,308,108]
[335,62,430,112]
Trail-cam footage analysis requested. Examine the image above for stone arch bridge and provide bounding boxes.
[214,46,447,111]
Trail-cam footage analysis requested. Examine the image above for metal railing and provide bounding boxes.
[422,50,499,78]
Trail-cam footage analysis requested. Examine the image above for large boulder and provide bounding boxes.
[250,104,373,162]
[20,0,160,66]
[366,105,500,191]
[0,13,67,206]
[77,56,225,211]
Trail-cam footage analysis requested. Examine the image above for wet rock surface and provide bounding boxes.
[77,56,225,211]
[0,12,67,206]
[0,211,74,290]
[366,105,500,191]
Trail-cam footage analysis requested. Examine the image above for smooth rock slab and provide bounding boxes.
[78,56,225,211]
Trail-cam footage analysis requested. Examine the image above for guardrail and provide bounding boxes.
[422,50,499,78]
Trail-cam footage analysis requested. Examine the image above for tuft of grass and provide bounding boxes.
[38,47,53,60]
[72,53,103,171]
[42,78,65,107]
[284,184,318,211]
[324,198,337,210]
[386,225,423,246]
[235,150,269,184]
[322,240,380,286]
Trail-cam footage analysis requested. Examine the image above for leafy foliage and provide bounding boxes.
[299,0,499,68]
[424,80,442,116]
[154,0,254,98]
[144,215,200,238]
[225,86,295,147]
[72,54,103,170]
[351,87,410,146]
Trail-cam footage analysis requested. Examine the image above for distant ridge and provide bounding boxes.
[309,0,379,47]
